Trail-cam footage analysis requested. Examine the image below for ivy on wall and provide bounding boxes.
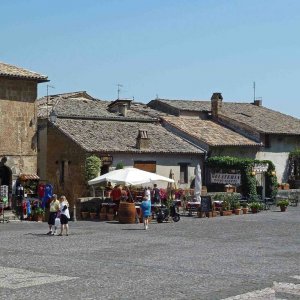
[206,156,278,198]
[85,155,102,182]
[288,148,300,180]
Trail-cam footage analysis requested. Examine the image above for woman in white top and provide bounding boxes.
[58,195,70,236]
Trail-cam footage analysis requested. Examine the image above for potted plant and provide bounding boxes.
[241,202,248,214]
[249,202,262,213]
[277,199,289,212]
[221,197,232,216]
[32,207,45,222]
[232,201,241,215]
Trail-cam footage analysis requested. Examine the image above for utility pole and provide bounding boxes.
[253,81,256,101]
[46,84,55,118]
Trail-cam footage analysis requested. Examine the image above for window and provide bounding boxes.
[134,161,156,173]
[179,163,188,184]
[60,161,65,184]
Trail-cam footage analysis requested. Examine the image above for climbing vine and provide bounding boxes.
[206,156,278,198]
[85,155,102,181]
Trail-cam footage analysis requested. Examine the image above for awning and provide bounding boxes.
[19,174,40,181]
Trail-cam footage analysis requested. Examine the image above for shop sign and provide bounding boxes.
[210,173,241,185]
[100,155,113,165]
[253,163,269,173]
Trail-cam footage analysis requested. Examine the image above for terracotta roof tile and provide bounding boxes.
[163,117,260,146]
[0,62,48,82]
[150,99,300,135]
[55,118,204,154]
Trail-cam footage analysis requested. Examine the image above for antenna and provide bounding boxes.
[253,81,256,101]
[117,83,123,99]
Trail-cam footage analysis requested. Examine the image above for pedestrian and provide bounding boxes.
[140,188,151,230]
[47,194,60,235]
[58,195,70,236]
[152,184,161,204]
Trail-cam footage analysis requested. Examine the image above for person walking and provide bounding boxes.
[58,195,70,236]
[47,194,60,235]
[140,189,151,230]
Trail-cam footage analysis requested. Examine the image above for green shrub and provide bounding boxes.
[85,155,102,181]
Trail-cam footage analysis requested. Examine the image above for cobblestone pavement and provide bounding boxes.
[0,205,299,300]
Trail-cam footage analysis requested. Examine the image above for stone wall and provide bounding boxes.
[46,126,87,211]
[0,78,38,176]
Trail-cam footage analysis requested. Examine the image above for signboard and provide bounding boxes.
[210,173,241,185]
[200,196,212,212]
[100,156,113,165]
[253,163,269,173]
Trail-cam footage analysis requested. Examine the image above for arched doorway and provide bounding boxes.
[0,157,12,189]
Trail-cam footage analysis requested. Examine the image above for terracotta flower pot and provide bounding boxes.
[234,209,241,215]
[242,208,248,214]
[280,206,287,212]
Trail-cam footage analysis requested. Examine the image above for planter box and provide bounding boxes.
[81,212,90,220]
[106,213,114,221]
[221,210,232,216]
[99,212,106,221]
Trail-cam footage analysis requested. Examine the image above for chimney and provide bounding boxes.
[136,129,150,150]
[211,92,223,118]
[253,99,262,106]
[118,103,127,117]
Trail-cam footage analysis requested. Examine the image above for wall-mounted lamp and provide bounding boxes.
[49,109,57,124]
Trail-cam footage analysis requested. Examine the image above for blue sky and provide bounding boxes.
[1,0,300,118]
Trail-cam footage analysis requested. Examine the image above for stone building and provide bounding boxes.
[37,93,204,213]
[148,93,300,183]
[0,62,48,194]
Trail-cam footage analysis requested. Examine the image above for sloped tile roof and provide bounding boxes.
[55,118,204,154]
[0,62,48,82]
[220,103,300,135]
[163,117,260,147]
[148,99,211,111]
[150,99,300,135]
[50,97,160,121]
[37,94,161,120]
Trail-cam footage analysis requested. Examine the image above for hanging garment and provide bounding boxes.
[42,184,53,208]
[38,183,46,199]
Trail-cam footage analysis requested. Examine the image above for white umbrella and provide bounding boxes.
[194,164,202,203]
[88,167,175,186]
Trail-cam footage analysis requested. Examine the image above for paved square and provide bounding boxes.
[0,267,77,289]
[0,205,299,299]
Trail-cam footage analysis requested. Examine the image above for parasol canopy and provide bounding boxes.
[194,164,202,203]
[88,167,175,186]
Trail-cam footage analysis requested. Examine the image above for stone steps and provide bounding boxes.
[0,210,19,222]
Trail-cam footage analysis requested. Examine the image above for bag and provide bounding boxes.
[55,217,61,227]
